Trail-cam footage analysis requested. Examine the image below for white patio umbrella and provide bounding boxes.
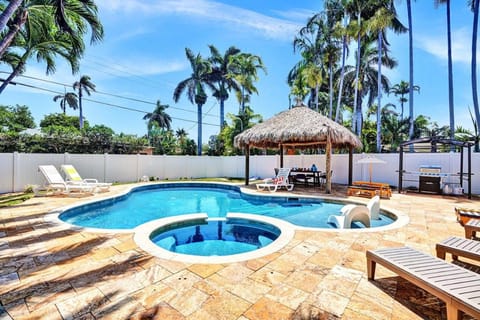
[357,156,386,183]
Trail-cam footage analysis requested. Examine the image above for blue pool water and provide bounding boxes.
[59,183,395,229]
[151,218,280,256]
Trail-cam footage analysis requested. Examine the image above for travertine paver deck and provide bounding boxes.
[0,183,479,320]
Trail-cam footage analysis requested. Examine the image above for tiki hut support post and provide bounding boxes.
[325,130,332,193]
[245,145,250,185]
[280,145,284,168]
[348,145,353,186]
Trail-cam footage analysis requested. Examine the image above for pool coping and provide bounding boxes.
[133,212,296,264]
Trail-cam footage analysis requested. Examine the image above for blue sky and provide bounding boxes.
[0,0,478,142]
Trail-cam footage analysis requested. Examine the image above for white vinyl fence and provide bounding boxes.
[1,152,479,195]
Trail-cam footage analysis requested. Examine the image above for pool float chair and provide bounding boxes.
[328,205,371,228]
[340,195,380,220]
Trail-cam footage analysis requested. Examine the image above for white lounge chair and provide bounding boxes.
[38,165,95,195]
[61,164,111,192]
[256,168,294,192]
[340,195,380,220]
[328,205,371,228]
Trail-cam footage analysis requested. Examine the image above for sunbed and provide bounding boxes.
[367,246,480,320]
[38,165,95,195]
[61,164,111,192]
[256,167,294,192]
[436,236,480,262]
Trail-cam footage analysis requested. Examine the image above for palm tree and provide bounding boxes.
[335,0,353,123]
[389,81,420,119]
[367,1,406,152]
[53,91,78,114]
[229,53,266,113]
[324,0,344,119]
[0,0,103,60]
[73,75,96,129]
[207,45,241,130]
[175,128,187,145]
[347,0,371,135]
[0,15,80,94]
[435,0,455,143]
[470,0,480,141]
[407,0,416,141]
[0,0,23,32]
[343,35,397,137]
[292,11,330,113]
[173,48,212,156]
[143,100,172,140]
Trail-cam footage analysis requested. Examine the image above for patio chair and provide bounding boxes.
[367,246,480,320]
[38,165,95,195]
[256,167,294,192]
[61,164,111,192]
[327,205,371,228]
[340,196,380,220]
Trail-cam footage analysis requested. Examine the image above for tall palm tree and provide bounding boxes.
[173,48,212,156]
[53,91,78,114]
[347,0,373,135]
[367,1,406,152]
[407,0,416,142]
[0,0,103,60]
[435,0,455,142]
[0,0,23,32]
[143,100,172,138]
[470,0,480,140]
[207,45,241,129]
[292,12,329,112]
[229,53,266,113]
[324,0,343,119]
[343,35,397,136]
[335,0,353,123]
[73,75,96,129]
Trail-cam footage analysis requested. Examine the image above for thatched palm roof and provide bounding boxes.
[234,106,362,149]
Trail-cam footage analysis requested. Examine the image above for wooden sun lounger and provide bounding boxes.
[455,207,480,226]
[436,236,480,261]
[465,219,480,239]
[367,246,480,320]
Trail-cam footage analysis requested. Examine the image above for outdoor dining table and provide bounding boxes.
[289,169,325,188]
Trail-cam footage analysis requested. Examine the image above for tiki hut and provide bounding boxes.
[234,106,362,193]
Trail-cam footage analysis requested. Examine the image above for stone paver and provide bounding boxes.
[0,183,479,319]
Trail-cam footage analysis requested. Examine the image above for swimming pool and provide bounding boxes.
[59,183,396,230]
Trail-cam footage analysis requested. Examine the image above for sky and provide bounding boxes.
[0,0,479,144]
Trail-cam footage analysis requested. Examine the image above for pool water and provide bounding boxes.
[59,184,395,229]
[151,218,280,256]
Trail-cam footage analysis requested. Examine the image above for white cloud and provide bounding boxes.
[416,27,475,65]
[98,0,301,41]
[272,8,316,23]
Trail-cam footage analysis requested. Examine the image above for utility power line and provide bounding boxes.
[0,77,220,127]
[0,71,220,119]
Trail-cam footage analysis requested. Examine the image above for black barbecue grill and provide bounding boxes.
[418,165,442,194]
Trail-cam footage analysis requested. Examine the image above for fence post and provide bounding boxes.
[136,153,140,182]
[104,153,108,182]
[63,152,70,165]
[12,152,19,192]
